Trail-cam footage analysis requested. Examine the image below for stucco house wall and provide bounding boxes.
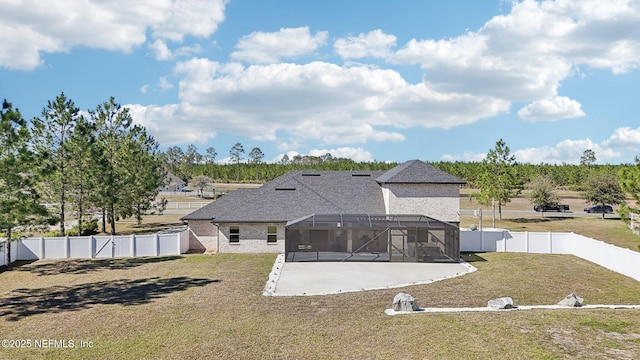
[187,219,218,252]
[382,183,460,224]
[218,223,285,254]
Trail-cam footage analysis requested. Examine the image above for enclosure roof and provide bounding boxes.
[286,213,457,230]
[376,160,466,184]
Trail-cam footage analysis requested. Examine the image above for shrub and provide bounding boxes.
[44,220,99,237]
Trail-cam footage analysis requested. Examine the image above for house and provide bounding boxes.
[181,160,466,262]
[160,172,186,192]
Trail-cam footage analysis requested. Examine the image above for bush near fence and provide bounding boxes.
[630,213,640,236]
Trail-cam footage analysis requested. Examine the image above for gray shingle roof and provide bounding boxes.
[375,159,466,184]
[181,170,386,222]
[182,160,464,223]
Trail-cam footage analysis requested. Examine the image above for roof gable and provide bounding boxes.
[376,160,466,184]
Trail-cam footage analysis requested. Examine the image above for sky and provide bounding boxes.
[1,0,640,165]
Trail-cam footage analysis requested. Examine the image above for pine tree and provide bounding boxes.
[0,100,50,267]
[31,92,80,235]
[475,139,523,226]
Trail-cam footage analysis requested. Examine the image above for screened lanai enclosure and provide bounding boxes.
[285,214,460,263]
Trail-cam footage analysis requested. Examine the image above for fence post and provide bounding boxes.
[39,237,45,260]
[90,236,96,258]
[548,232,553,254]
[65,236,70,258]
[111,236,115,259]
[155,234,160,256]
[131,235,136,257]
[503,231,508,252]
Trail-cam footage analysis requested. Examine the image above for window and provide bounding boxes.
[267,225,277,243]
[229,225,240,243]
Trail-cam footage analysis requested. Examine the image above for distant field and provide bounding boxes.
[460,188,594,212]
[2,253,640,359]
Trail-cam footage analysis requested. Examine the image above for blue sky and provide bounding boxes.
[1,0,640,165]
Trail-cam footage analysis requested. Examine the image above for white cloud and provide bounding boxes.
[270,151,300,164]
[441,152,486,162]
[140,84,149,94]
[158,77,174,90]
[518,96,585,121]
[149,39,202,61]
[149,39,172,61]
[0,0,227,70]
[603,126,640,151]
[230,27,328,64]
[127,103,217,145]
[334,29,397,59]
[391,0,640,103]
[309,147,374,162]
[514,138,620,164]
[127,58,509,147]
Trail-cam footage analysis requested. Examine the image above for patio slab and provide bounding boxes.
[263,255,476,296]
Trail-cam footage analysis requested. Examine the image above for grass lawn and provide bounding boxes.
[2,187,640,359]
[2,253,640,359]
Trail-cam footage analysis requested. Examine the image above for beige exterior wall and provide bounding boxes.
[218,223,285,254]
[383,183,461,223]
[187,220,218,252]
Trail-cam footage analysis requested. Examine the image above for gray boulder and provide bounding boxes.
[487,297,514,310]
[392,293,419,311]
[558,293,584,307]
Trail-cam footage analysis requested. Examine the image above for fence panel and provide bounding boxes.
[158,234,177,255]
[94,236,114,258]
[18,238,41,260]
[112,236,131,257]
[44,237,66,259]
[135,235,158,257]
[462,229,640,282]
[70,237,93,258]
[568,234,640,281]
[528,232,551,253]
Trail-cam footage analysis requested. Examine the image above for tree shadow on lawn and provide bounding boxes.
[0,276,218,321]
[510,216,575,224]
[14,256,184,276]
[460,252,487,262]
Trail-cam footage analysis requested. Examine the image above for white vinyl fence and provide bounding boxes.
[0,240,6,267]
[4,231,189,264]
[164,202,211,209]
[461,229,640,282]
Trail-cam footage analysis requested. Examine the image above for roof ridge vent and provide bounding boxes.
[275,187,297,191]
[301,173,321,177]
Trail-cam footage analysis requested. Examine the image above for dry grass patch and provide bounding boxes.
[2,253,640,359]
[109,213,185,235]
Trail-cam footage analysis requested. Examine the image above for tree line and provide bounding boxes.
[160,142,640,191]
[459,139,640,226]
[161,144,396,184]
[162,140,640,228]
[0,93,165,253]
